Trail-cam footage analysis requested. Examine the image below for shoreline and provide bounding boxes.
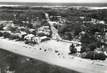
[0,38,107,73]
[0,4,107,10]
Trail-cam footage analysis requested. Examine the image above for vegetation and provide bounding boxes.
[0,6,107,60]
[81,51,107,60]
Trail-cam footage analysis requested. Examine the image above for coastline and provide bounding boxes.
[0,4,107,10]
[0,37,107,73]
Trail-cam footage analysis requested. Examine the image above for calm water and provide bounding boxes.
[0,49,80,73]
[0,2,107,7]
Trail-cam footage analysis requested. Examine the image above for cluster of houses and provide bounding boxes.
[0,20,51,44]
[80,16,105,25]
[37,26,51,36]
[0,13,107,60]
[0,12,66,45]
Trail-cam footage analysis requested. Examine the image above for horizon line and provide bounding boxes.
[0,2,107,3]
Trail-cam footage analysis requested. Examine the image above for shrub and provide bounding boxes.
[9,34,19,40]
[0,24,4,30]
[88,43,97,51]
[83,51,107,60]
[69,44,77,54]
[95,53,107,60]
[84,51,95,60]
[80,46,87,53]
[3,32,10,38]
[0,32,3,37]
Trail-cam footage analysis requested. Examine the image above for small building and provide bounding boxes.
[37,26,51,36]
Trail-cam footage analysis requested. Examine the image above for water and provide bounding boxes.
[0,2,107,7]
[0,49,79,73]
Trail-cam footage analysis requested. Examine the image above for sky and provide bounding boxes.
[0,0,106,3]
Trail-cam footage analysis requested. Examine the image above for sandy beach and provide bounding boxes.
[0,38,107,73]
